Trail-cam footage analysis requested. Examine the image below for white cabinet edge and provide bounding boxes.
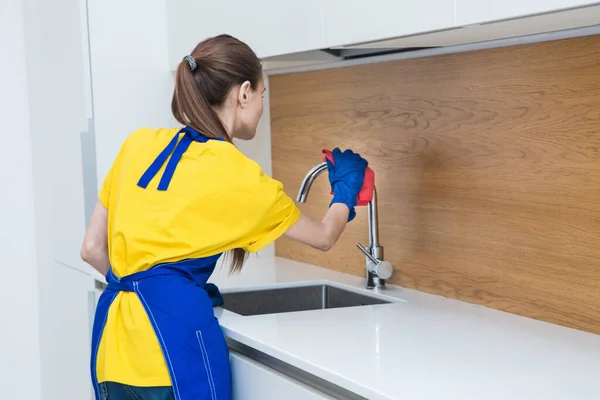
[230,351,336,400]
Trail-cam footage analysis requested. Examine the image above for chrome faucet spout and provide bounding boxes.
[296,162,393,289]
[297,161,328,203]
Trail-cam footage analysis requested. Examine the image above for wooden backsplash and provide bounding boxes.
[270,35,600,334]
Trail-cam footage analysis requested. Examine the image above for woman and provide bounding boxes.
[81,34,368,400]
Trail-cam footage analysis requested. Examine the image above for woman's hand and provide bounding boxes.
[284,148,368,251]
[325,148,368,222]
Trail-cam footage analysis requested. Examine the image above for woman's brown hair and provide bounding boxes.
[171,34,263,273]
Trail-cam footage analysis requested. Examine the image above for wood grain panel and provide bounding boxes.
[270,35,600,334]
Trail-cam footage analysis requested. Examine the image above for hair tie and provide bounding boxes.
[183,55,197,71]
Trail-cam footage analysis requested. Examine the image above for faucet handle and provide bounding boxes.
[371,260,393,280]
[357,242,393,280]
[356,242,379,264]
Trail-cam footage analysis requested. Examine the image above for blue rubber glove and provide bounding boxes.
[325,148,368,222]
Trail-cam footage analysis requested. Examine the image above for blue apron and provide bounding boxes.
[90,127,231,400]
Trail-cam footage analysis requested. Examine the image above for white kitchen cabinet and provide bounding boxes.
[166,0,323,69]
[38,0,94,275]
[38,265,96,400]
[457,0,600,26]
[230,352,334,400]
[87,0,175,187]
[8,0,101,395]
[322,0,456,48]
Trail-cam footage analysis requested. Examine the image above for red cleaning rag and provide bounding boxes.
[322,149,375,206]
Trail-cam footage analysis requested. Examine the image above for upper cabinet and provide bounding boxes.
[457,0,600,25]
[321,0,456,48]
[166,0,600,65]
[166,0,323,69]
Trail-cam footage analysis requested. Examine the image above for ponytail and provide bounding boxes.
[171,34,263,274]
[171,58,232,143]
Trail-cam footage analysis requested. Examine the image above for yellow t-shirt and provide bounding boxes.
[96,127,300,386]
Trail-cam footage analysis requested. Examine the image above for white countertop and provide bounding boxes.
[209,254,600,400]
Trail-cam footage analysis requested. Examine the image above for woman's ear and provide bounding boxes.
[238,81,252,110]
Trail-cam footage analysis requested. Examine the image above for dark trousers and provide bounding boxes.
[98,382,175,400]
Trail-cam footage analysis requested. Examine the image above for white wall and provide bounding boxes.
[0,1,42,398]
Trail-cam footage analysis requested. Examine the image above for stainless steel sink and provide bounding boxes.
[220,284,391,316]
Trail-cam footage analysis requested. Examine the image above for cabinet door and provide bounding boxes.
[230,352,334,400]
[87,0,175,191]
[322,0,456,48]
[44,0,95,275]
[457,0,600,26]
[38,265,96,400]
[166,0,323,68]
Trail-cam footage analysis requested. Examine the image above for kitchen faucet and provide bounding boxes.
[297,162,393,289]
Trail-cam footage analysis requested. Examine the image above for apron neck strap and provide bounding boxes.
[137,126,223,191]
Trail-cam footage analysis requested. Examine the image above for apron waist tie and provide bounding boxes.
[106,281,134,292]
[104,262,225,307]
